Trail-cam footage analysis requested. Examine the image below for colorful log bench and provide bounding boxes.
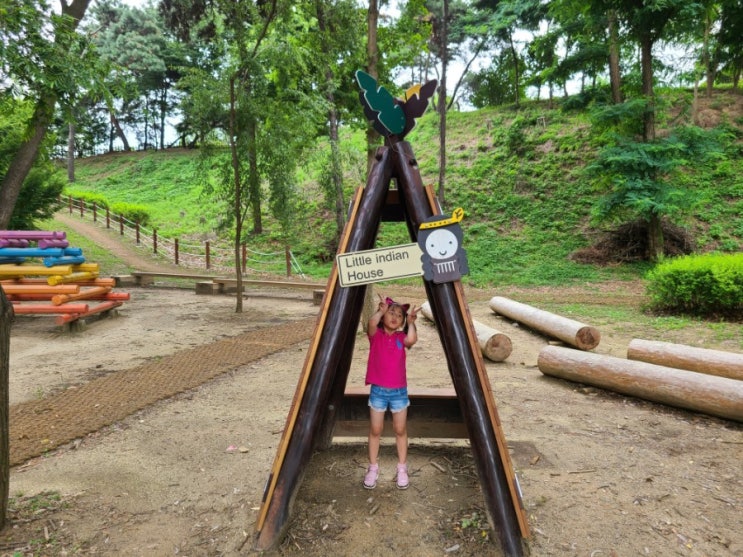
[333,386,466,439]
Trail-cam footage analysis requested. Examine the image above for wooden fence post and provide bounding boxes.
[119,215,124,236]
[136,222,140,244]
[205,241,210,270]
[68,195,73,214]
[175,239,179,265]
[79,198,84,218]
[153,230,158,254]
[93,203,98,223]
[285,246,291,276]
[106,208,111,229]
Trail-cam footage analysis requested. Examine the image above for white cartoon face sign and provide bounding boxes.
[425,228,459,259]
[417,208,470,284]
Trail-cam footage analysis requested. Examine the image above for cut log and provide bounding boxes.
[538,345,743,423]
[627,339,743,382]
[489,296,600,350]
[421,301,512,362]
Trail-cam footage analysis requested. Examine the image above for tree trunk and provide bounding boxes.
[538,346,743,423]
[639,35,655,141]
[67,122,76,182]
[437,0,448,204]
[509,32,520,108]
[647,213,664,261]
[0,95,56,228]
[110,112,131,151]
[608,10,622,104]
[364,0,380,175]
[0,287,14,530]
[489,296,601,351]
[627,339,743,381]
[315,2,345,243]
[229,76,244,313]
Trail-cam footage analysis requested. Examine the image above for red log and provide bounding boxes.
[627,339,743,381]
[538,345,743,422]
[55,301,123,325]
[11,303,89,314]
[489,296,600,350]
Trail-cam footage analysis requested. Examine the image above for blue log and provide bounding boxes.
[0,247,64,258]
[43,256,86,267]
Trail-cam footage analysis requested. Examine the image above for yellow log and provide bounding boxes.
[0,264,72,277]
[489,296,600,350]
[421,301,512,362]
[627,339,743,381]
[47,271,99,286]
[538,345,743,423]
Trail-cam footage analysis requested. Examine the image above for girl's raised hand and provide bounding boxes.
[407,305,420,323]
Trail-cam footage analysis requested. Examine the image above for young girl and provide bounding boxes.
[363,294,419,490]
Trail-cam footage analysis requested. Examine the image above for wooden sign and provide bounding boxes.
[336,243,423,287]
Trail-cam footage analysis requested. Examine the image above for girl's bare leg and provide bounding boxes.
[368,409,385,464]
[391,408,408,464]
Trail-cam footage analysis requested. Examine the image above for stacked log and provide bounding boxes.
[0,230,128,326]
[421,301,512,362]
[489,296,601,350]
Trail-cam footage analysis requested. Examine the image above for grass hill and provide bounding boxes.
[64,88,743,288]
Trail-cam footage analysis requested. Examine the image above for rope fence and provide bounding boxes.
[60,195,306,278]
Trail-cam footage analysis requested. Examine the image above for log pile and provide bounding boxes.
[0,230,129,327]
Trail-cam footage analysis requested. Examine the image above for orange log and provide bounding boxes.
[489,296,601,351]
[7,292,129,302]
[421,301,512,362]
[51,286,111,306]
[627,339,743,381]
[55,301,122,325]
[10,277,115,287]
[11,302,89,314]
[1,284,79,295]
[538,345,743,423]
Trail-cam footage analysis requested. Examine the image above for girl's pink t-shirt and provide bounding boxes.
[365,328,408,388]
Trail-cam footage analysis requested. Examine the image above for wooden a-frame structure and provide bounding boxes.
[254,74,529,556]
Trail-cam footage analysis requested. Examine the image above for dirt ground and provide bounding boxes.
[2,215,742,556]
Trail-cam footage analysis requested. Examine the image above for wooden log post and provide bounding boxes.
[627,339,743,381]
[421,301,512,362]
[538,345,743,423]
[0,286,13,529]
[489,296,601,351]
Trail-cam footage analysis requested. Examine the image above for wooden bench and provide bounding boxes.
[334,386,466,439]
[130,271,220,287]
[212,278,324,293]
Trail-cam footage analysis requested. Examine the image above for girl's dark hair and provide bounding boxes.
[377,303,409,333]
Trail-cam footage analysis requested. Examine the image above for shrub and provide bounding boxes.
[645,252,743,319]
[110,202,151,227]
[64,190,110,209]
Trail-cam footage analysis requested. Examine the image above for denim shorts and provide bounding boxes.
[368,385,410,413]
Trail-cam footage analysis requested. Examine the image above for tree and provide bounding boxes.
[0,0,94,229]
[0,287,12,531]
[589,104,728,261]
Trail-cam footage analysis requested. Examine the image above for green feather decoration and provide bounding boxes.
[355,70,406,136]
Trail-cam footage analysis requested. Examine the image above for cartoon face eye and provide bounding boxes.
[425,229,458,259]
